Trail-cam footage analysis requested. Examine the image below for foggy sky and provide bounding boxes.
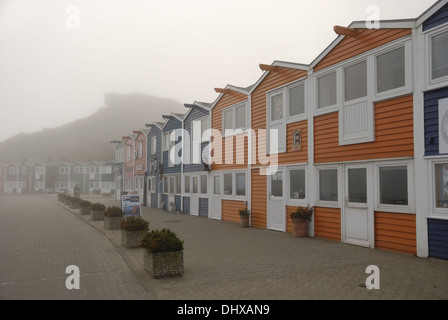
[0,0,438,143]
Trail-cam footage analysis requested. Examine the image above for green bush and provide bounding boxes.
[90,203,106,212]
[289,206,314,222]
[80,200,92,208]
[104,206,124,218]
[120,216,149,231]
[238,207,250,217]
[140,228,184,254]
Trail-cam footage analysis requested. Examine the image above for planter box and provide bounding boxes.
[121,229,146,248]
[90,210,104,221]
[291,218,309,238]
[79,207,90,215]
[70,203,79,209]
[143,250,184,279]
[240,216,250,227]
[104,216,122,230]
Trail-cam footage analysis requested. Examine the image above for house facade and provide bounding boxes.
[161,113,184,212]
[145,121,164,209]
[112,140,124,200]
[122,135,136,194]
[182,102,211,217]
[133,129,149,205]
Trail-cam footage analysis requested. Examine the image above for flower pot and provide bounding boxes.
[79,207,90,215]
[291,218,309,238]
[70,203,79,209]
[240,215,250,227]
[90,210,104,221]
[121,229,146,248]
[143,250,184,279]
[104,216,122,230]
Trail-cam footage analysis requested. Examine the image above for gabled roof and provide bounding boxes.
[416,0,448,26]
[162,113,185,129]
[209,83,254,111]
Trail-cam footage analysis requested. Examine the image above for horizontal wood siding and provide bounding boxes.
[314,207,341,241]
[374,212,416,255]
[134,132,147,175]
[314,28,412,72]
[251,168,267,229]
[211,91,248,171]
[199,198,208,218]
[251,68,308,166]
[423,3,448,31]
[222,199,246,225]
[428,218,448,260]
[183,196,190,214]
[183,107,210,173]
[424,87,448,156]
[314,95,414,163]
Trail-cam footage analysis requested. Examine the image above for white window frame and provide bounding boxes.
[60,167,69,174]
[424,22,448,90]
[200,174,208,195]
[428,158,448,218]
[220,170,247,200]
[286,165,308,206]
[22,167,27,174]
[222,172,233,198]
[374,160,415,214]
[234,171,247,198]
[315,69,339,115]
[151,136,157,155]
[316,165,341,207]
[222,101,248,137]
[138,141,143,159]
[183,175,191,195]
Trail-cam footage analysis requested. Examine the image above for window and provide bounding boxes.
[192,176,198,194]
[289,83,305,117]
[434,163,448,209]
[236,172,246,196]
[345,61,367,102]
[169,176,175,194]
[222,102,247,134]
[184,176,190,194]
[163,176,168,193]
[379,166,408,206]
[138,141,143,158]
[377,46,405,93]
[289,169,305,200]
[270,92,284,121]
[164,132,171,151]
[271,172,283,197]
[127,146,131,161]
[319,169,338,202]
[431,31,448,80]
[151,136,157,154]
[318,72,337,109]
[200,175,207,194]
[60,167,69,174]
[348,168,367,203]
[147,177,152,191]
[214,176,221,195]
[22,167,27,174]
[9,167,17,174]
[224,173,233,195]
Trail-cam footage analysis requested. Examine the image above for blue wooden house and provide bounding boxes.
[145,121,165,210]
[417,0,448,260]
[160,113,185,212]
[182,101,212,217]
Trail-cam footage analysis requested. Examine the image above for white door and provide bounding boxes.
[344,165,371,247]
[210,174,222,220]
[190,175,199,216]
[268,169,285,231]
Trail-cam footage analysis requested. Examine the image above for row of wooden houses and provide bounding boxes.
[0,161,116,195]
[109,0,448,260]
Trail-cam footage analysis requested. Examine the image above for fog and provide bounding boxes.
[0,0,437,143]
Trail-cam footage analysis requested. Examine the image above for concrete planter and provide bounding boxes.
[143,250,184,279]
[104,216,122,230]
[70,203,79,210]
[79,207,90,215]
[90,210,104,221]
[121,229,146,248]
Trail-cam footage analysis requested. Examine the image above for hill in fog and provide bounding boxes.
[0,93,185,163]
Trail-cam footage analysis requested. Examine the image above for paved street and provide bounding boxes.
[1,193,448,300]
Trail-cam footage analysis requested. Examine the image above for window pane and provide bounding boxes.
[377,47,405,93]
[163,176,168,193]
[319,169,338,202]
[432,31,448,80]
[236,173,246,196]
[379,166,408,205]
[192,177,198,194]
[348,168,367,203]
[169,177,174,194]
[345,61,367,102]
[289,84,305,117]
[200,175,207,194]
[318,72,337,109]
[236,105,246,130]
[214,176,221,195]
[224,110,233,131]
[176,176,181,194]
[271,93,283,121]
[184,176,190,193]
[435,164,448,208]
[289,169,305,199]
[224,173,232,195]
[271,172,283,197]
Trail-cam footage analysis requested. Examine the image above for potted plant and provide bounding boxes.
[58,193,66,202]
[70,197,81,209]
[120,216,149,248]
[103,206,124,230]
[289,206,314,238]
[79,200,92,215]
[64,195,73,206]
[140,228,184,279]
[90,203,106,221]
[238,207,250,227]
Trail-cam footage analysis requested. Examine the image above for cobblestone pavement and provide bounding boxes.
[2,193,448,300]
